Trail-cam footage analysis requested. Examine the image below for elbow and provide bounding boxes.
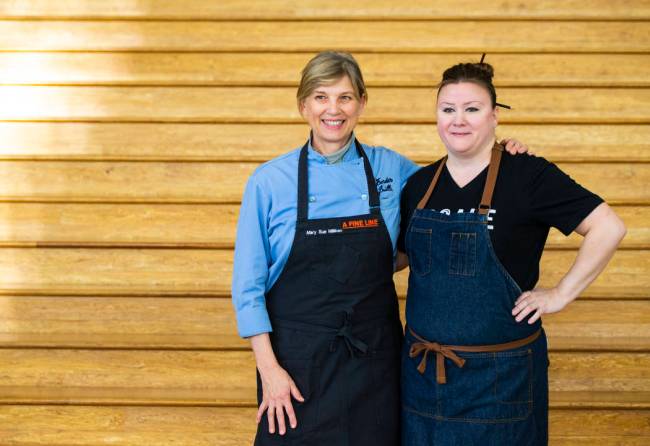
[607,209,627,245]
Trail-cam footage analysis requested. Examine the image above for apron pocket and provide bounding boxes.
[327,244,360,284]
[407,227,432,276]
[438,349,533,423]
[258,359,321,436]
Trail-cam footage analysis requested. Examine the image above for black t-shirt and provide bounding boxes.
[398,153,603,292]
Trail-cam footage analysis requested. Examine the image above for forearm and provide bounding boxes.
[250,332,280,373]
[555,208,626,305]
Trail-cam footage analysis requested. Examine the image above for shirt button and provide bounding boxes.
[309,195,316,202]
[361,194,368,200]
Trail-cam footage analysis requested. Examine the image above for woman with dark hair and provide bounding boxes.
[397,60,625,445]
[232,51,528,445]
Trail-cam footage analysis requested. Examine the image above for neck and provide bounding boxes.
[311,133,353,155]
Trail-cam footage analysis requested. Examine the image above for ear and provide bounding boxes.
[298,100,306,119]
[358,94,368,113]
[492,106,499,128]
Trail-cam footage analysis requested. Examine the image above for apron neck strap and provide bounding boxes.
[416,141,504,214]
[297,138,380,222]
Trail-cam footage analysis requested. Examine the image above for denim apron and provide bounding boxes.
[401,145,549,445]
[255,140,402,446]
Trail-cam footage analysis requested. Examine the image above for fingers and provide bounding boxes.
[256,400,268,423]
[514,291,532,307]
[285,401,297,430]
[276,404,287,435]
[527,308,544,324]
[290,380,305,403]
[514,303,536,323]
[267,404,275,434]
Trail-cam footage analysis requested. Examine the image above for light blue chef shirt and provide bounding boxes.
[232,138,420,338]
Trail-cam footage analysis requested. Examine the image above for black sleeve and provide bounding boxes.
[523,156,604,236]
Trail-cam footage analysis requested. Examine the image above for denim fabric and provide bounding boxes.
[402,209,549,445]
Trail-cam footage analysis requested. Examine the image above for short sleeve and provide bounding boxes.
[524,157,604,236]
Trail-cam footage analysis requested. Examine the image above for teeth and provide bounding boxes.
[323,120,343,125]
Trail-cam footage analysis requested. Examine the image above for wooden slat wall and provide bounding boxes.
[0,1,648,444]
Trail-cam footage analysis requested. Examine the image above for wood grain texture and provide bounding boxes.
[0,203,646,249]
[0,248,646,298]
[1,0,648,20]
[1,53,649,87]
[0,406,647,446]
[1,86,649,123]
[0,350,647,407]
[1,122,649,163]
[0,297,647,351]
[0,21,648,52]
[0,161,646,204]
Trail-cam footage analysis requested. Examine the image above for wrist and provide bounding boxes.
[555,281,578,306]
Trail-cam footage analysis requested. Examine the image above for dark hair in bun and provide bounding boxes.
[437,61,498,108]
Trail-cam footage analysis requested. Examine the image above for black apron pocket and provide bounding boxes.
[327,244,360,284]
[437,349,533,423]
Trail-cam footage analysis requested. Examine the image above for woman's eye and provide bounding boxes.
[340,96,352,102]
[315,95,326,101]
[466,107,479,112]
[442,107,454,113]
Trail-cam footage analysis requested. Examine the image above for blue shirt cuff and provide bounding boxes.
[236,304,273,338]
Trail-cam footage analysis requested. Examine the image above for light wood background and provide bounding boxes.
[0,1,648,444]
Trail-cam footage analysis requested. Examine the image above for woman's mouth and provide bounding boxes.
[322,119,345,130]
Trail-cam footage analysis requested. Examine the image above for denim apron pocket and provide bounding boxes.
[437,348,533,423]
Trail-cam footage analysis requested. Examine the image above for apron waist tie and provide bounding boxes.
[408,328,541,385]
[336,323,369,357]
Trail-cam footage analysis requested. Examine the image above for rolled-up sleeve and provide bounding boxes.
[231,171,274,338]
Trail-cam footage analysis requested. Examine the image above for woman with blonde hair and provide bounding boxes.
[232,51,527,445]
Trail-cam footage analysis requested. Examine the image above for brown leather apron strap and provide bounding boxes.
[408,328,541,384]
[478,142,504,216]
[415,141,504,213]
[416,155,447,210]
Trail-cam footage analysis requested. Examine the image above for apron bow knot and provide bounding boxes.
[409,339,466,384]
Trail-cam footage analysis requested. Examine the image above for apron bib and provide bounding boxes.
[254,140,402,446]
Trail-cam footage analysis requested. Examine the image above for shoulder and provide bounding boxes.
[248,147,301,186]
[404,157,443,192]
[363,144,409,165]
[362,144,421,184]
[499,152,555,185]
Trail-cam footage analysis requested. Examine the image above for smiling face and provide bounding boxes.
[436,81,498,158]
[299,75,366,154]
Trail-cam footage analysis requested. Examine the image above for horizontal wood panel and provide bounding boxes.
[0,406,647,446]
[1,86,649,124]
[0,203,646,249]
[0,248,646,298]
[0,162,646,205]
[0,350,647,407]
[0,21,648,52]
[0,406,257,446]
[1,123,649,163]
[1,0,648,20]
[1,53,649,87]
[1,297,648,351]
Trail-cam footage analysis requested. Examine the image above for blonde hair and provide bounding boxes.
[296,51,367,105]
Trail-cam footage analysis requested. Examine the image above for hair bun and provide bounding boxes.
[473,62,494,81]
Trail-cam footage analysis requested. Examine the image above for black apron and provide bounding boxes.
[254,140,402,446]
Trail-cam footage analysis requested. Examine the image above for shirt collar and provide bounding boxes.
[307,132,359,164]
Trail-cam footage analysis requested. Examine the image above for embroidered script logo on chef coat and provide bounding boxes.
[375,177,394,195]
[435,208,497,230]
